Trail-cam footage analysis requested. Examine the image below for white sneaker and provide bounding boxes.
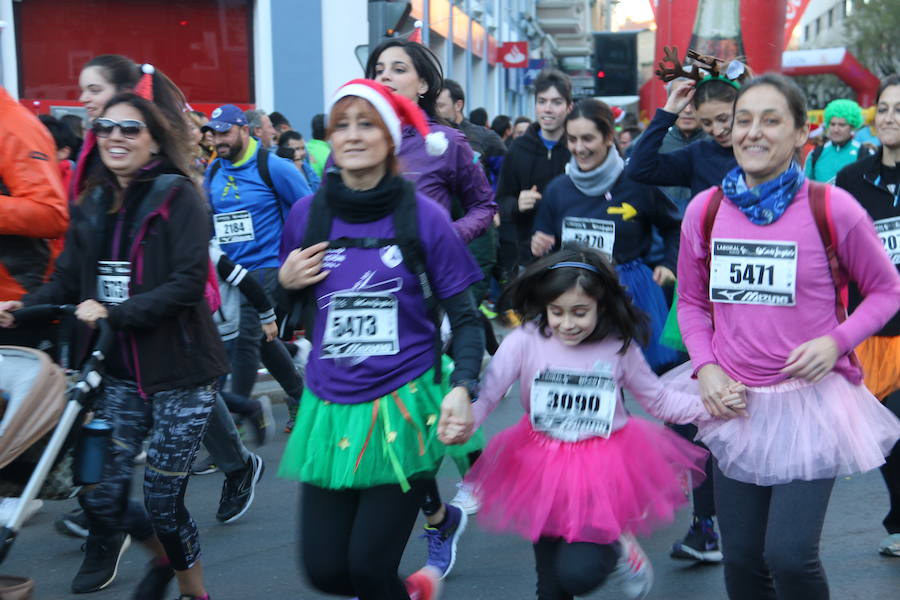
[611,533,653,599]
[879,533,900,556]
[448,482,480,515]
[293,338,312,379]
[0,497,43,526]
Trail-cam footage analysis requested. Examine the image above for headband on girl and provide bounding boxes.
[655,46,745,89]
[549,261,599,274]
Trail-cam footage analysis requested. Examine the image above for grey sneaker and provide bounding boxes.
[878,533,900,556]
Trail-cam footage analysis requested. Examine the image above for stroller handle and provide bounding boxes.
[11,304,113,359]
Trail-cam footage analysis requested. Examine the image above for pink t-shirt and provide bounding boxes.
[473,324,710,430]
[677,181,900,386]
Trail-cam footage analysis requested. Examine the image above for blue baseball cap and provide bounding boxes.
[207,104,248,132]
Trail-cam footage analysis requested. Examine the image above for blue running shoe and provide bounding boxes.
[670,516,723,563]
[422,503,468,579]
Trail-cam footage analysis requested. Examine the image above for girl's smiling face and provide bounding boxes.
[547,285,598,346]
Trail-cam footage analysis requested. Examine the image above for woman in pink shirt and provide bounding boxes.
[670,74,900,599]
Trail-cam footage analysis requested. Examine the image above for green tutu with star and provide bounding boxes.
[278,356,485,492]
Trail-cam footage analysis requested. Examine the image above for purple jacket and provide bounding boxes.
[397,121,497,243]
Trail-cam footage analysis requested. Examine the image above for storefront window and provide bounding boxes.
[15,0,253,105]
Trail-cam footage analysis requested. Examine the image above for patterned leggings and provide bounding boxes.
[79,376,215,570]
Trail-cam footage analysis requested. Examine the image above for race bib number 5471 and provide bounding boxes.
[710,238,798,306]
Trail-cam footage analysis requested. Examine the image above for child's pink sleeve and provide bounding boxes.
[472,328,525,428]
[619,344,710,424]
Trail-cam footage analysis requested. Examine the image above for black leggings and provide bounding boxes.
[300,483,422,600]
[669,423,716,518]
[533,537,619,600]
[881,389,900,535]
[714,463,835,600]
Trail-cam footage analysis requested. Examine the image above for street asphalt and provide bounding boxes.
[3,376,899,599]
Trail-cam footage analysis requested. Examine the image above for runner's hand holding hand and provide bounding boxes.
[697,364,748,419]
[279,241,330,290]
[781,335,839,383]
[75,299,108,328]
[438,386,474,445]
[0,301,24,327]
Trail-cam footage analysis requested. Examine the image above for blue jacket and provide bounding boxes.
[626,108,736,199]
[205,137,311,271]
[534,171,681,271]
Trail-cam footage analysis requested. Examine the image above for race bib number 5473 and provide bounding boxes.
[710,238,798,306]
[321,293,399,358]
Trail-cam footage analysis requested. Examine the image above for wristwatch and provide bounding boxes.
[453,379,480,403]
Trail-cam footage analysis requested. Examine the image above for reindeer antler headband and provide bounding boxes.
[655,46,745,89]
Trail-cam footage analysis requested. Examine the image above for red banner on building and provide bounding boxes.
[783,0,812,46]
[499,41,528,68]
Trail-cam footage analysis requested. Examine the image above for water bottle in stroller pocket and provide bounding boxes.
[73,419,113,485]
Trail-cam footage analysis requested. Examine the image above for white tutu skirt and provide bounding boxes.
[661,362,900,486]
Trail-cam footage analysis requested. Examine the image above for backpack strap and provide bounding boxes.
[391,182,443,383]
[702,187,724,330]
[809,144,825,177]
[807,181,861,369]
[256,146,275,195]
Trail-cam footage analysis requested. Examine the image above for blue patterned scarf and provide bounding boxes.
[721,162,806,225]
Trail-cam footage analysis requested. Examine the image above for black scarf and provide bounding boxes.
[324,170,405,223]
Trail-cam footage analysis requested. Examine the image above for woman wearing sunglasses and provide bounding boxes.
[1,93,229,600]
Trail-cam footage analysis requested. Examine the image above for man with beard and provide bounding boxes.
[205,104,310,432]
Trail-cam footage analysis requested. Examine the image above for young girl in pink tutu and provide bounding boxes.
[460,247,742,600]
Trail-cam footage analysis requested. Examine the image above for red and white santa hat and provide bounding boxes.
[326,78,448,156]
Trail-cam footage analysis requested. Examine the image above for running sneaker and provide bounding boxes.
[190,453,218,476]
[502,309,521,327]
[479,301,498,320]
[878,533,900,556]
[55,508,89,539]
[71,532,131,593]
[423,503,468,579]
[611,533,653,599]
[173,595,212,600]
[670,516,724,563]
[133,557,174,600]
[405,566,442,600]
[448,482,480,515]
[216,453,265,523]
[0,497,43,525]
[246,395,274,447]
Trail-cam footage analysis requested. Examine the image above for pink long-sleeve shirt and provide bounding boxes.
[472,324,710,431]
[677,181,900,386]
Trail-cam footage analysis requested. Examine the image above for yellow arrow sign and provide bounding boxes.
[607,202,637,221]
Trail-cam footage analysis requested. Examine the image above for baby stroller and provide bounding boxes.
[0,305,111,591]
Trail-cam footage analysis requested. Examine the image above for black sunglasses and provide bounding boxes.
[92,118,148,139]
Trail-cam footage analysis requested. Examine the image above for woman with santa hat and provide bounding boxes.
[276,79,485,600]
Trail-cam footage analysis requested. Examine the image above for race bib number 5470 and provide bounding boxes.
[710,239,798,306]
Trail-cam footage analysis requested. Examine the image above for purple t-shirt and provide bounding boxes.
[280,192,483,403]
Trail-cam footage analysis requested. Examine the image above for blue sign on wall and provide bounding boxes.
[523,59,546,87]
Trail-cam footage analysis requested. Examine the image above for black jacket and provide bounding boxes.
[835,149,900,337]
[495,122,570,265]
[24,163,229,394]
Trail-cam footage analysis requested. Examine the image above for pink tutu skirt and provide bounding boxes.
[464,415,708,545]
[662,362,900,486]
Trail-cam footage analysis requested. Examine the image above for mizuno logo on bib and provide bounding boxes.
[530,366,617,442]
[709,238,798,306]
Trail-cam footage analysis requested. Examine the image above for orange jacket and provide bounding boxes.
[0,87,68,300]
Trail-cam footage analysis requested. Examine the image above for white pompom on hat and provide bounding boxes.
[326,78,448,156]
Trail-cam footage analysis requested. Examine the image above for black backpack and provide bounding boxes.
[282,180,444,382]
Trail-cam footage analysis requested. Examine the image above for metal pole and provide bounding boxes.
[423,0,430,46]
[446,3,454,80]
[466,0,473,108]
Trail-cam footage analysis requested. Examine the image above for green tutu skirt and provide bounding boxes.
[278,357,484,492]
[660,281,687,353]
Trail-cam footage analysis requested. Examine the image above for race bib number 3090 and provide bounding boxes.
[530,366,617,442]
[709,238,798,306]
[321,293,399,358]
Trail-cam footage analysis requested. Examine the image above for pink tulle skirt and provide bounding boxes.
[662,362,900,486]
[464,415,708,545]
